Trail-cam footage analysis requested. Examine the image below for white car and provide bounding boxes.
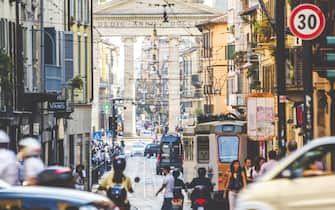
[237,137,335,210]
[131,143,146,156]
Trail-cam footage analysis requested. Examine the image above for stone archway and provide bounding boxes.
[94,0,222,136]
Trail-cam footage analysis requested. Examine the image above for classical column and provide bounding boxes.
[168,37,180,132]
[122,36,136,136]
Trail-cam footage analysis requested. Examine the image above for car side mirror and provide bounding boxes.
[281,169,293,179]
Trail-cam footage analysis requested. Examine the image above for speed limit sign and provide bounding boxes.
[289,4,326,40]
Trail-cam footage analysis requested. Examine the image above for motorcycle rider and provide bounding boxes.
[98,155,133,210]
[187,168,213,209]
[0,130,18,185]
[18,137,45,186]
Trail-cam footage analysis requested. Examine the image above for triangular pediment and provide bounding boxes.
[95,0,222,16]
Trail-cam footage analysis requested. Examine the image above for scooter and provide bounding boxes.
[190,185,210,210]
[171,197,183,210]
[106,177,140,210]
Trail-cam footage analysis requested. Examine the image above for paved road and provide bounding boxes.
[126,155,192,210]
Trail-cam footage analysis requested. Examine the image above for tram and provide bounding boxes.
[183,120,259,199]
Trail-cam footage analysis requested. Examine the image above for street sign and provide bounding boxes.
[289,3,325,40]
[47,100,66,112]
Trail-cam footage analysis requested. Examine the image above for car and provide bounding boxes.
[236,137,335,210]
[131,142,146,156]
[144,143,160,157]
[0,186,114,210]
[156,135,184,175]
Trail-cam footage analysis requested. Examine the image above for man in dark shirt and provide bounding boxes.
[187,168,213,202]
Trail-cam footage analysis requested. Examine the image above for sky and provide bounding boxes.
[204,0,213,6]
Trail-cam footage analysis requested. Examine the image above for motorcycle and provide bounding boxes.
[106,177,140,210]
[190,185,210,210]
[107,185,129,210]
[171,197,183,210]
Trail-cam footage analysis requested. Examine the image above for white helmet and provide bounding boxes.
[0,130,10,144]
[19,137,42,157]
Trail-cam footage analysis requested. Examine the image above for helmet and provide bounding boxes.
[19,137,42,158]
[113,156,126,171]
[0,130,10,144]
[198,167,207,178]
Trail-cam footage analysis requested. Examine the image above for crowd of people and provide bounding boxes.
[225,139,298,210]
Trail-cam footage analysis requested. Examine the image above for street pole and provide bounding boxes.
[302,0,314,143]
[112,99,117,145]
[275,0,287,157]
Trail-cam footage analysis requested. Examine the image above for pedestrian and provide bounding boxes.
[73,164,86,190]
[155,166,174,210]
[243,157,254,183]
[172,170,186,209]
[224,160,247,210]
[0,130,18,185]
[18,137,45,186]
[286,140,298,155]
[260,150,278,175]
[252,157,266,179]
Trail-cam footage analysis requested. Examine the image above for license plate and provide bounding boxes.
[197,207,204,210]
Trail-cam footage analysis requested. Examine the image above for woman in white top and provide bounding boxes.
[252,157,266,179]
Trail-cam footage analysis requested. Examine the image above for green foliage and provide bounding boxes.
[194,107,203,116]
[71,75,83,90]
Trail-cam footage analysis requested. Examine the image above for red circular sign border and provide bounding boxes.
[289,3,326,40]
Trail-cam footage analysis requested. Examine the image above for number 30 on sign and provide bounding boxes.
[289,4,326,40]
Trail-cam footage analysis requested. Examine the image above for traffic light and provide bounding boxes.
[315,36,335,79]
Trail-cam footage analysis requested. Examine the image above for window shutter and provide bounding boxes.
[63,32,74,82]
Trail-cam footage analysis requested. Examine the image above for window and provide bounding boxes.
[218,136,239,163]
[225,45,235,60]
[77,34,81,74]
[197,136,209,163]
[77,0,82,23]
[262,64,275,93]
[83,0,89,24]
[84,36,88,103]
[183,137,194,161]
[285,144,335,178]
[70,0,76,19]
[161,143,170,163]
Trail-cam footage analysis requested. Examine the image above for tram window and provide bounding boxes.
[218,136,239,163]
[197,136,209,163]
[184,138,194,161]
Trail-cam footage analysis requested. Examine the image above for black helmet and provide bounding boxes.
[113,156,126,171]
[198,167,206,178]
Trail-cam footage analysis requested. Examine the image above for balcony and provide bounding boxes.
[229,94,246,107]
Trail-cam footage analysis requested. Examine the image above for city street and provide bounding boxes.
[126,155,191,210]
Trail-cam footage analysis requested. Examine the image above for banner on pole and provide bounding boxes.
[247,96,275,141]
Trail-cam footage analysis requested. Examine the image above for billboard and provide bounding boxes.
[247,96,275,141]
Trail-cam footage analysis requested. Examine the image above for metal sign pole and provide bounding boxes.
[275,0,287,157]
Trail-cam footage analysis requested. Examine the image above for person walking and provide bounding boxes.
[252,157,266,179]
[286,140,298,156]
[0,130,18,185]
[260,150,278,175]
[73,164,86,190]
[243,157,254,183]
[156,166,174,210]
[224,160,247,210]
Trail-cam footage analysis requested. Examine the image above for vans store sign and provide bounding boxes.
[47,100,66,112]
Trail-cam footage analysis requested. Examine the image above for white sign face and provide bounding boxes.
[289,4,325,40]
[247,97,275,141]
